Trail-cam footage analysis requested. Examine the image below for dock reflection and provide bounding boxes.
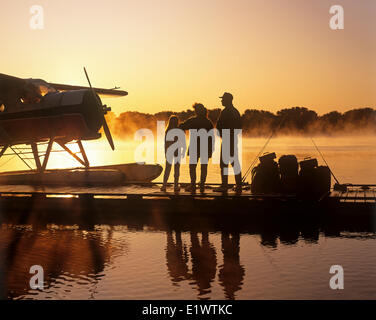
[0,197,375,300]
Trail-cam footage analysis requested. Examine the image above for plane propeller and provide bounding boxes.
[83,67,115,150]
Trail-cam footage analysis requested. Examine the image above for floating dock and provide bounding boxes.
[0,183,374,235]
[0,182,374,199]
[0,183,374,215]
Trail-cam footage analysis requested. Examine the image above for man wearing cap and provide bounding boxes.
[214,92,242,194]
[179,103,214,193]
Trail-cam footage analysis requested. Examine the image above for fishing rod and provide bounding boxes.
[241,131,273,183]
[310,137,341,185]
[242,114,287,183]
[310,137,348,192]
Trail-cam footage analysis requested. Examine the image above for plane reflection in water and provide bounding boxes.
[0,224,129,299]
[0,201,375,299]
[0,204,128,300]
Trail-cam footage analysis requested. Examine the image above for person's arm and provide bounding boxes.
[179,118,193,131]
[216,112,223,132]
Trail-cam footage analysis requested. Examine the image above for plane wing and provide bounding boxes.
[0,73,26,93]
[0,73,128,100]
[49,83,128,97]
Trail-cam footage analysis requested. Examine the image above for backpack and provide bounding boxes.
[278,155,298,194]
[298,157,331,199]
[251,154,281,194]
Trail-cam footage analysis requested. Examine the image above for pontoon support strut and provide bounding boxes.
[57,140,89,168]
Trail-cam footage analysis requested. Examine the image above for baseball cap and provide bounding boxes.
[219,92,233,100]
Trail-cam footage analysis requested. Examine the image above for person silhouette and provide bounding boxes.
[179,103,214,193]
[161,115,186,192]
[214,92,242,194]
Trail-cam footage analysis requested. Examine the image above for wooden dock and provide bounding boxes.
[0,183,373,234]
[0,183,374,202]
[331,184,376,203]
[0,183,373,218]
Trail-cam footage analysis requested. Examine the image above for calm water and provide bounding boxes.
[0,136,375,300]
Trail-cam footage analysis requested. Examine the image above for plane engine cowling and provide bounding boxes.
[0,89,105,145]
[41,89,103,133]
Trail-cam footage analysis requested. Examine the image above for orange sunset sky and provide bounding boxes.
[1,0,375,115]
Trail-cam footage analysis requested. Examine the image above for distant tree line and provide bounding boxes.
[107,107,376,138]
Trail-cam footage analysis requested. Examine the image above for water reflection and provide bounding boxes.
[165,231,246,299]
[218,233,245,300]
[165,231,217,299]
[0,224,126,299]
[0,203,375,300]
[189,232,217,298]
[166,231,189,284]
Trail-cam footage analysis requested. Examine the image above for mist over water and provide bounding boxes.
[105,107,376,139]
[1,135,375,184]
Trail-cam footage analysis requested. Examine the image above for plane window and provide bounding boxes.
[0,103,5,112]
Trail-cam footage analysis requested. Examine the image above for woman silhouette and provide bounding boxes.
[161,115,185,192]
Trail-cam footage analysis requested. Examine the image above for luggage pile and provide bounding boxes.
[251,153,331,199]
